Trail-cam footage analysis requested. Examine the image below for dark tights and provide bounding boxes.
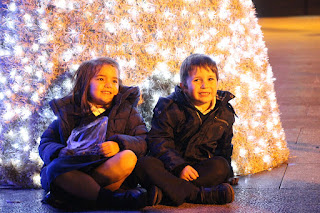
[135,156,230,206]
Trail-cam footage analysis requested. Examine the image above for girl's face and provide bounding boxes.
[89,64,119,107]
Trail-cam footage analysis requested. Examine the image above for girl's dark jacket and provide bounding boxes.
[147,86,236,176]
[39,85,147,171]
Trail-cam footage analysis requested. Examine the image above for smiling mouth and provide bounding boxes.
[101,91,112,94]
[199,92,210,96]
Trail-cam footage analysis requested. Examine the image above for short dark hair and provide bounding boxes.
[180,54,219,86]
[72,57,120,114]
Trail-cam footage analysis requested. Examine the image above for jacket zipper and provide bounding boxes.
[214,117,229,127]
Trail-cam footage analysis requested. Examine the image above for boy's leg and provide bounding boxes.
[135,156,199,206]
[192,156,230,187]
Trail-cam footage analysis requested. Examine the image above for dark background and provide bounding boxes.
[252,0,320,17]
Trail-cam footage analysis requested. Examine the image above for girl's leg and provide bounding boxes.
[53,170,100,200]
[52,150,137,199]
[91,150,137,191]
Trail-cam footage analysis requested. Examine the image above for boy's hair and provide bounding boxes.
[180,53,219,87]
[72,57,121,114]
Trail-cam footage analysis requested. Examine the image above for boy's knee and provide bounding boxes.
[211,157,230,176]
[137,156,161,170]
[213,156,229,167]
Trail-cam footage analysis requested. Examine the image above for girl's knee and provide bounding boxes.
[53,170,76,186]
[118,150,137,172]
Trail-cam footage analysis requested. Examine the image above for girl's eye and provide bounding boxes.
[113,80,118,83]
[193,79,200,82]
[97,78,104,81]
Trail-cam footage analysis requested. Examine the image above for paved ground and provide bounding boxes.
[1,16,320,213]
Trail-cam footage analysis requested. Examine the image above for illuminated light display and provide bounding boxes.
[0,0,289,188]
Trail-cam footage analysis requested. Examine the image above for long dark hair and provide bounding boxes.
[72,57,120,115]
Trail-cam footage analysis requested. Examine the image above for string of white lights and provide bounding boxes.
[0,0,289,187]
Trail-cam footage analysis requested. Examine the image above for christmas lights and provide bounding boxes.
[0,0,289,188]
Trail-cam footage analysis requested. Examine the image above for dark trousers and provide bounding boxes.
[135,156,230,206]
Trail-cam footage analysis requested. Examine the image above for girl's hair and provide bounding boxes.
[72,57,121,114]
[180,53,219,87]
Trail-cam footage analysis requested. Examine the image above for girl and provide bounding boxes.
[39,57,148,210]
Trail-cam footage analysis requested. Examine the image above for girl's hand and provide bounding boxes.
[58,147,74,157]
[180,165,199,181]
[100,141,120,157]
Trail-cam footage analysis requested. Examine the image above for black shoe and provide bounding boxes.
[98,187,148,210]
[196,183,234,205]
[42,192,67,209]
[42,191,94,210]
[147,185,163,206]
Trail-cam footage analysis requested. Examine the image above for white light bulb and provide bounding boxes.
[8,3,17,11]
[239,148,247,157]
[263,155,271,163]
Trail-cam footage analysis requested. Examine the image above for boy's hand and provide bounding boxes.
[180,165,199,181]
[100,141,120,157]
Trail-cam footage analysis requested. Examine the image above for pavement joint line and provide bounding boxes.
[295,127,303,144]
[279,163,289,189]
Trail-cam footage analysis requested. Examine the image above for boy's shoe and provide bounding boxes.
[196,183,234,205]
[147,185,163,206]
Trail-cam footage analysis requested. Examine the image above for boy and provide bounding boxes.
[136,53,237,206]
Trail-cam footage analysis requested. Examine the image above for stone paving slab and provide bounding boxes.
[234,164,287,189]
[307,105,320,116]
[277,105,308,118]
[279,118,320,130]
[276,87,320,98]
[283,128,300,143]
[281,163,320,189]
[233,188,320,213]
[288,141,320,164]
[1,188,320,213]
[298,128,320,145]
[276,96,320,105]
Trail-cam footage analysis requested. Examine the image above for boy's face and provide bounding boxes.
[89,64,119,107]
[180,66,218,108]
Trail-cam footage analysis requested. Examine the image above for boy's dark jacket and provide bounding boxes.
[39,86,147,166]
[147,86,236,176]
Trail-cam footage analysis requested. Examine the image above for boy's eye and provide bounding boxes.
[113,80,118,83]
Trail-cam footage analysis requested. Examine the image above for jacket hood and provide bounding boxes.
[115,85,140,107]
[170,85,235,109]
